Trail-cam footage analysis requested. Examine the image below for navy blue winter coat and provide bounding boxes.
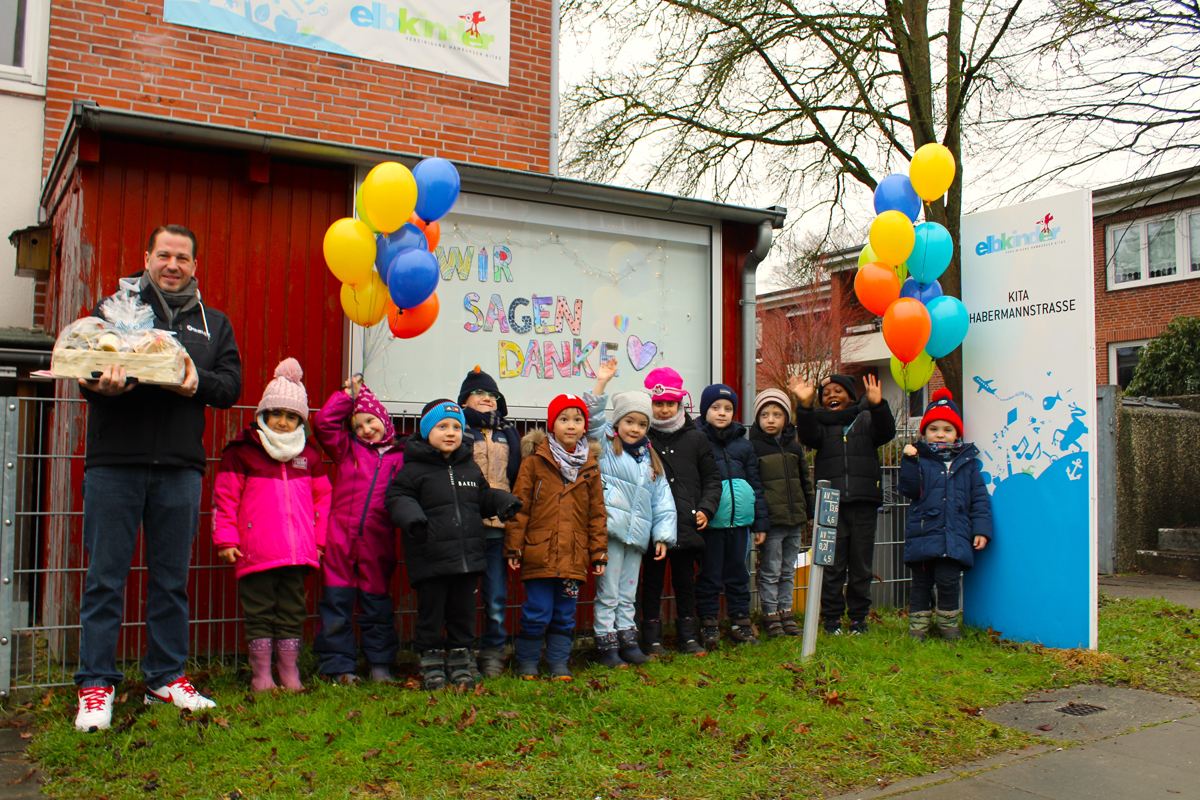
[897,441,993,568]
[697,421,770,533]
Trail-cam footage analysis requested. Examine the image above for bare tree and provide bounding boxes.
[757,270,860,393]
[561,0,1031,399]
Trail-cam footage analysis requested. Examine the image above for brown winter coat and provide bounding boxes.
[504,429,608,582]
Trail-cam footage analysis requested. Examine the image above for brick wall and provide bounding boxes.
[43,0,552,173]
[1093,196,1200,383]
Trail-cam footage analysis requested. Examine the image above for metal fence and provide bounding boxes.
[0,394,912,697]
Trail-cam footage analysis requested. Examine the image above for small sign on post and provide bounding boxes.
[802,480,840,660]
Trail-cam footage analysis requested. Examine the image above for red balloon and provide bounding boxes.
[408,213,440,251]
[854,262,902,316]
[387,293,440,339]
[882,298,932,364]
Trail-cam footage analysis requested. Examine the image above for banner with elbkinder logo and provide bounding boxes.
[163,0,511,87]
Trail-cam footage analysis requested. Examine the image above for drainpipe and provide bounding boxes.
[741,219,774,423]
[549,0,560,176]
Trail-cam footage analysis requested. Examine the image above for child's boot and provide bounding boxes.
[544,629,574,681]
[477,647,508,678]
[275,638,305,691]
[908,610,933,642]
[617,629,653,664]
[823,617,843,635]
[936,609,963,642]
[595,633,626,668]
[446,648,476,690]
[761,612,784,639]
[780,609,801,637]
[247,638,277,693]
[729,617,761,646]
[700,618,721,652]
[641,619,667,656]
[675,617,706,655]
[368,663,392,683]
[419,650,448,690]
[514,632,543,679]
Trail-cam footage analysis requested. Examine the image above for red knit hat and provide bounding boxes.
[547,393,588,431]
[920,388,964,436]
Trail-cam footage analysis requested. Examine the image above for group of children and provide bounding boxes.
[212,357,992,691]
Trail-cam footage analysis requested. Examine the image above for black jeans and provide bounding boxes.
[696,527,751,619]
[908,558,962,613]
[639,547,701,620]
[819,502,878,622]
[239,566,310,640]
[413,573,481,652]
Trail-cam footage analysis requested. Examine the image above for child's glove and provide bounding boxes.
[497,498,523,522]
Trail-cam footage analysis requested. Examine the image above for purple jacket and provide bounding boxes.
[312,391,405,587]
[212,428,331,580]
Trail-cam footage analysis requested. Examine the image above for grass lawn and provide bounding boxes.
[17,593,1200,799]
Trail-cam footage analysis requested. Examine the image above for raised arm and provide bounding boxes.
[312,389,355,463]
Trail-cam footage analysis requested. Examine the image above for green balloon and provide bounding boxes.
[890,351,936,392]
[355,184,381,234]
[860,242,908,280]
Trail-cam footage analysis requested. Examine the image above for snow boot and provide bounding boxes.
[700,618,721,652]
[728,617,761,646]
[641,619,667,656]
[478,647,508,678]
[617,629,653,664]
[595,633,626,668]
[780,608,802,637]
[275,638,305,691]
[419,650,448,691]
[936,609,963,642]
[676,617,706,655]
[908,610,933,642]
[247,638,277,693]
[761,612,784,639]
[544,629,574,681]
[446,648,476,690]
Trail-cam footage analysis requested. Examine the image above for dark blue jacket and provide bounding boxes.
[897,441,993,568]
[698,421,770,533]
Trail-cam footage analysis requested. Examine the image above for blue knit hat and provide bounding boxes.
[420,399,466,439]
[699,384,738,420]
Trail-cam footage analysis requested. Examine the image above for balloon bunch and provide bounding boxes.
[322,157,461,339]
[852,144,971,392]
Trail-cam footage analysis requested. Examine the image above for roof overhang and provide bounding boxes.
[1091,166,1200,219]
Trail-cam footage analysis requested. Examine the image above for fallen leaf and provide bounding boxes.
[346,710,362,720]
[324,732,337,745]
[427,695,439,706]
[793,723,811,734]
[363,749,381,760]
[457,706,478,732]
[958,707,982,716]
[214,717,231,729]
[496,710,520,720]
[599,730,612,741]
[1037,724,1055,732]
[699,715,720,735]
[824,690,846,707]
[292,733,311,742]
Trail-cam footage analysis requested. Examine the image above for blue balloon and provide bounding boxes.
[387,247,440,310]
[925,295,969,358]
[908,222,953,284]
[873,174,923,222]
[376,225,428,282]
[412,157,461,223]
[900,277,944,305]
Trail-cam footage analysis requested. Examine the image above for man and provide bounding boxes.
[74,225,242,732]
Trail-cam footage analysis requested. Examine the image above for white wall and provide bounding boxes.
[0,92,44,329]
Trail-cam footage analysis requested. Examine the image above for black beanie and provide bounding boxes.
[819,374,858,405]
[458,365,508,417]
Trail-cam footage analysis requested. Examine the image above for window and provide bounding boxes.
[0,0,25,69]
[1106,210,1200,290]
[0,0,47,92]
[908,386,925,418]
[1108,339,1149,389]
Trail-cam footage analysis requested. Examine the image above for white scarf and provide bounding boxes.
[257,416,307,462]
[650,408,686,434]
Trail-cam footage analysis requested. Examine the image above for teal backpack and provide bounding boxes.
[711,478,756,528]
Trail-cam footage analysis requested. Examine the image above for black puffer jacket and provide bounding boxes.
[749,422,815,528]
[649,415,723,551]
[697,421,770,533]
[795,397,896,505]
[385,436,521,586]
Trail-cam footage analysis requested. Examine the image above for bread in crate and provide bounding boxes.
[51,291,187,385]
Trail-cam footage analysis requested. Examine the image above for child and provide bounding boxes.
[458,366,523,677]
[640,366,722,655]
[311,376,405,684]
[749,388,815,638]
[504,394,608,680]
[386,400,521,690]
[212,359,330,692]
[899,389,992,642]
[586,359,677,667]
[793,373,895,635]
[695,384,769,649]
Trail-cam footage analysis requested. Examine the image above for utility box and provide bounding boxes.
[8,225,51,279]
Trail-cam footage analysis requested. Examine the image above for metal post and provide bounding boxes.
[0,399,19,698]
[801,480,840,661]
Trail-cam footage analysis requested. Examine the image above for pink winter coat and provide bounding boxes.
[312,391,405,590]
[212,428,332,580]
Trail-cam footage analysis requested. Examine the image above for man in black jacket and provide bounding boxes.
[793,373,895,636]
[74,225,242,733]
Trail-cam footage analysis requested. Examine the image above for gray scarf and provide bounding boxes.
[650,408,686,434]
[140,272,200,325]
[547,436,589,483]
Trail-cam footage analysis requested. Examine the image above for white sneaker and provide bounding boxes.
[75,686,115,732]
[144,676,217,710]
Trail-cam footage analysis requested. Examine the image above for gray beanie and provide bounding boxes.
[611,390,653,425]
[753,388,793,423]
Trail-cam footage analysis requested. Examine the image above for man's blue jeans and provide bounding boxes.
[479,537,509,650]
[74,466,202,690]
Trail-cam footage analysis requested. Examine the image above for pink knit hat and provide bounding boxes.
[352,384,396,444]
[257,358,309,420]
[644,366,687,403]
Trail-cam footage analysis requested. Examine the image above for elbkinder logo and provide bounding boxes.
[349,4,497,49]
[975,212,1062,256]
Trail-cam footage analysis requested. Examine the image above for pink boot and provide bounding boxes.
[275,639,305,691]
[247,638,277,692]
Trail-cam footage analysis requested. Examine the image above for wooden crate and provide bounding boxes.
[50,348,186,385]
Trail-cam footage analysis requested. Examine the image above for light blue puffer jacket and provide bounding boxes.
[584,392,677,553]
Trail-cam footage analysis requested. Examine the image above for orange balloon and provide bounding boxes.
[407,213,439,250]
[854,262,902,317]
[387,293,440,339]
[882,298,932,364]
[408,213,427,232]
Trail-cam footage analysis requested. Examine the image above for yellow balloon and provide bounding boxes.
[890,351,936,392]
[909,143,956,202]
[323,218,376,286]
[340,273,390,327]
[869,210,915,267]
[360,162,418,234]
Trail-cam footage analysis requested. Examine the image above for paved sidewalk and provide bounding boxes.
[1100,574,1200,609]
[0,724,42,798]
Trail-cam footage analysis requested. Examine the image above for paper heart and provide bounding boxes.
[614,315,630,333]
[627,335,658,371]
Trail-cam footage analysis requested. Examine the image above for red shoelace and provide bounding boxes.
[78,687,111,711]
[164,677,200,697]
